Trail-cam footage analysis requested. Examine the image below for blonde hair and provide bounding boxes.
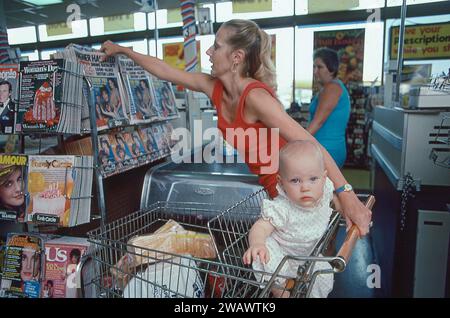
[279,140,325,176]
[221,19,277,91]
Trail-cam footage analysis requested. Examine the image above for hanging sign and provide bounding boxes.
[308,0,359,14]
[46,22,72,37]
[104,14,134,33]
[390,22,450,60]
[232,0,272,14]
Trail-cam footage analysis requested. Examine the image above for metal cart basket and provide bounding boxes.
[208,190,375,297]
[81,192,374,298]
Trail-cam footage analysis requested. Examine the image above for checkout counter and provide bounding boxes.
[371,105,450,297]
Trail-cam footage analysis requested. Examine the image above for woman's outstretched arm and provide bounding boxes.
[100,41,216,98]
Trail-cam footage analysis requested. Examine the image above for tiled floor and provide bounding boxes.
[328,227,378,298]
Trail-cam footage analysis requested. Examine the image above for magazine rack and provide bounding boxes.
[2,62,179,229]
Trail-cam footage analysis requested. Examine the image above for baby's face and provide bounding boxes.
[278,156,326,208]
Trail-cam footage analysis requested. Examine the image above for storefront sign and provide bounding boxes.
[308,0,359,14]
[314,29,365,84]
[167,8,182,24]
[46,22,72,36]
[104,14,134,33]
[232,0,272,14]
[390,22,450,60]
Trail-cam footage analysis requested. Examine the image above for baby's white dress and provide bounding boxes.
[252,177,335,298]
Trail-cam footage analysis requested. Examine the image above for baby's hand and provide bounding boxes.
[243,244,270,265]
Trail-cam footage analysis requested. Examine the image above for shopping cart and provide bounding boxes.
[79,193,374,298]
[207,189,375,298]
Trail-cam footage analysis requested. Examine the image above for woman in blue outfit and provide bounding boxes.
[308,48,350,168]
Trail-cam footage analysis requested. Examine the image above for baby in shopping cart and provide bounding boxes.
[243,140,341,298]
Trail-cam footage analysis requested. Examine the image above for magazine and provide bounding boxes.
[130,130,148,164]
[151,77,179,119]
[152,124,170,157]
[112,132,135,171]
[42,236,90,298]
[17,59,64,132]
[0,233,45,298]
[67,45,129,131]
[0,64,19,134]
[118,57,159,124]
[26,155,75,227]
[97,134,119,177]
[0,154,28,222]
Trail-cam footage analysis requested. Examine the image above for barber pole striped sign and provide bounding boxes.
[0,31,11,64]
[180,0,198,73]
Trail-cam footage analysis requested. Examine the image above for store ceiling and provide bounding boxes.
[3,0,220,29]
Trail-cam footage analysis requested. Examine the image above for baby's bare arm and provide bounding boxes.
[243,219,275,265]
[332,194,343,213]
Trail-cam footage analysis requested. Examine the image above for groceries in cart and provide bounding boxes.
[110,219,216,292]
[84,169,374,298]
[243,141,339,298]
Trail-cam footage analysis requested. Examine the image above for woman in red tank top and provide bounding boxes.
[100,19,372,236]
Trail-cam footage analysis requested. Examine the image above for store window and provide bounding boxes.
[90,13,147,36]
[149,39,156,56]
[216,0,294,22]
[7,26,37,45]
[197,34,215,74]
[91,39,148,55]
[148,4,215,30]
[295,0,384,15]
[387,0,449,7]
[20,50,39,61]
[150,9,183,30]
[38,19,88,42]
[295,21,384,104]
[40,49,59,60]
[265,27,294,109]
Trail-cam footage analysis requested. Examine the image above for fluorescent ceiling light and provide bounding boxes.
[22,0,64,5]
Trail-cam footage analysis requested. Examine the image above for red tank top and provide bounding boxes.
[212,79,287,198]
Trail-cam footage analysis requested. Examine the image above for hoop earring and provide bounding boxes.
[231,62,238,73]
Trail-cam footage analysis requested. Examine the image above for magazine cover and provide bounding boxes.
[137,128,153,162]
[122,132,140,166]
[152,124,170,156]
[118,57,159,123]
[97,134,118,177]
[70,46,128,131]
[26,155,75,227]
[0,64,19,134]
[143,127,159,160]
[17,59,64,132]
[151,77,178,119]
[0,154,28,222]
[113,132,134,170]
[0,233,44,298]
[42,236,90,298]
[130,130,148,164]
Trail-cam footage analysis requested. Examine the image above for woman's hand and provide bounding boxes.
[100,41,126,59]
[339,191,372,236]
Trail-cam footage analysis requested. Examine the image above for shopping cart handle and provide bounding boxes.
[332,195,375,272]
